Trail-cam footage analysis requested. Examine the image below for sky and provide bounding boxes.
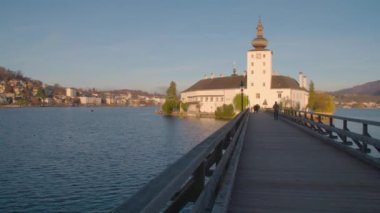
[0,0,379,93]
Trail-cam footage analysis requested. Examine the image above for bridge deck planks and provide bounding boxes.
[228,112,380,213]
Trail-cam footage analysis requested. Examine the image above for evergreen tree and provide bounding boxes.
[166,81,177,99]
[162,81,179,115]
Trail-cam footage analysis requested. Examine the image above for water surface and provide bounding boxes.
[334,108,380,138]
[0,107,225,212]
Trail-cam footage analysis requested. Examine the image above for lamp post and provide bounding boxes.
[240,80,244,112]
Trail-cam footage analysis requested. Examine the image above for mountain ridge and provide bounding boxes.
[331,80,380,96]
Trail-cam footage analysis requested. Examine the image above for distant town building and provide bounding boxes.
[152,97,165,105]
[66,88,76,97]
[181,18,309,113]
[14,87,23,96]
[32,87,39,96]
[105,96,115,105]
[79,96,101,105]
[0,81,5,93]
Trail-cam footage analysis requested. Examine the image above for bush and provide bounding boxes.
[215,104,235,120]
[15,99,29,106]
[180,102,188,112]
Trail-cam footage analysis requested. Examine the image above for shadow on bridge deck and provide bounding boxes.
[228,112,380,212]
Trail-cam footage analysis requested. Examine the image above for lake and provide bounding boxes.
[334,108,380,139]
[0,107,225,212]
[0,107,379,212]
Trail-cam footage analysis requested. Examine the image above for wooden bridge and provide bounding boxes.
[111,110,380,212]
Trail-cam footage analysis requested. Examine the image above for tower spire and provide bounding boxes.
[232,61,237,76]
[252,17,268,49]
[256,16,264,37]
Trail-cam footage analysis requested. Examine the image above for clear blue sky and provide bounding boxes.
[0,0,379,93]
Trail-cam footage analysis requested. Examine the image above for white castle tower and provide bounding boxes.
[246,18,273,108]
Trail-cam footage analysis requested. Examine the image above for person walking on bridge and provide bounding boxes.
[273,101,279,120]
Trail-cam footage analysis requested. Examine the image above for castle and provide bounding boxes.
[180,18,309,114]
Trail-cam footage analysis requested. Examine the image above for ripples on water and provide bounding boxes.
[0,107,225,212]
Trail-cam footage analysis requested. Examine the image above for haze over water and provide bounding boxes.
[0,107,225,212]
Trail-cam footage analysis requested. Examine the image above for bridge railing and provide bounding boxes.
[111,110,250,213]
[280,109,380,167]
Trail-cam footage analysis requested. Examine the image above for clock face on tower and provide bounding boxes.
[256,53,261,59]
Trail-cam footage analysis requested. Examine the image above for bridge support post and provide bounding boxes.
[215,143,223,165]
[342,120,351,145]
[361,124,371,153]
[190,160,206,202]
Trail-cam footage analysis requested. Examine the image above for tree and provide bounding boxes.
[308,81,316,110]
[36,88,46,98]
[52,83,65,96]
[180,102,188,112]
[233,94,249,112]
[307,81,335,113]
[162,81,179,115]
[166,81,177,99]
[314,92,336,113]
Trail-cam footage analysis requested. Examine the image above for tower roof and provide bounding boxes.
[252,17,268,50]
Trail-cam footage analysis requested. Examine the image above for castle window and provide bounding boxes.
[221,97,224,101]
[256,93,260,99]
[251,83,254,87]
[251,70,254,74]
[263,70,266,74]
[263,54,266,58]
[205,97,208,102]
[263,82,265,87]
[210,97,213,102]
[278,93,282,98]
[251,62,254,66]
[216,97,218,102]
[263,62,266,66]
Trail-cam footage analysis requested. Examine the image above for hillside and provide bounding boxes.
[0,65,164,106]
[329,80,380,108]
[332,80,380,96]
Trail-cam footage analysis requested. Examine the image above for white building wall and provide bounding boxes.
[298,72,304,89]
[247,50,273,108]
[181,88,243,113]
[66,88,76,97]
[79,97,102,105]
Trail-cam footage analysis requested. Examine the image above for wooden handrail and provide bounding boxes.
[280,109,380,168]
[111,110,249,213]
[285,109,380,126]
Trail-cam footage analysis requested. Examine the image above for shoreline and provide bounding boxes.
[0,104,160,109]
